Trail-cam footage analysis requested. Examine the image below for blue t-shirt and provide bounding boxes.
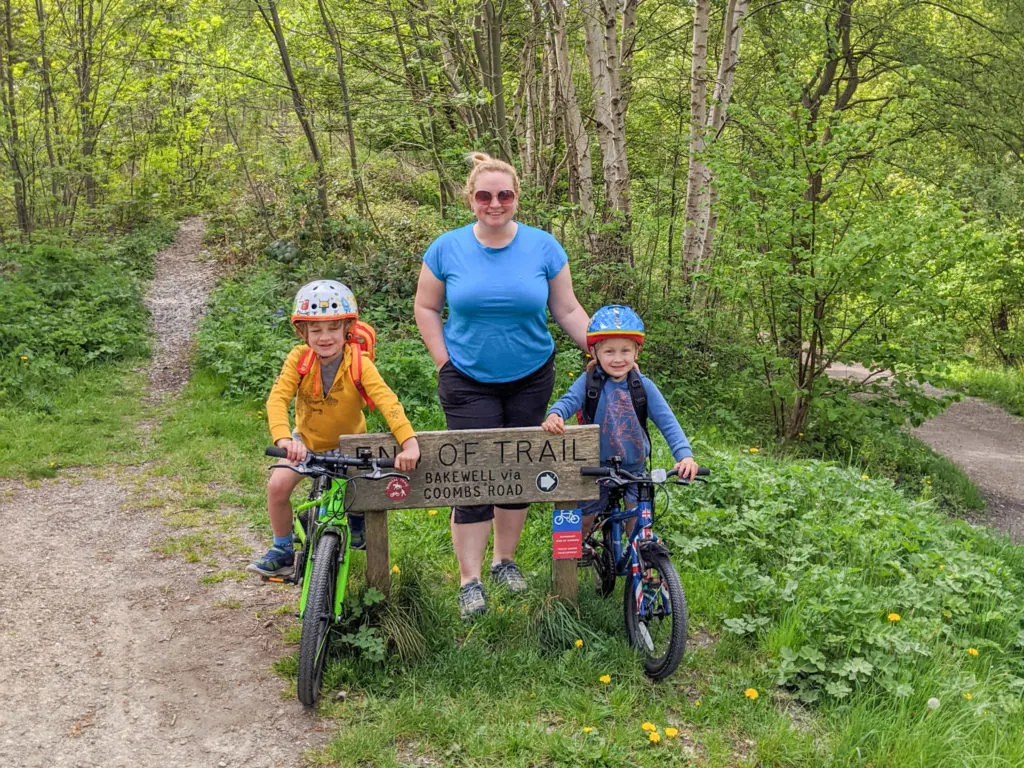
[547,372,693,472]
[423,223,568,383]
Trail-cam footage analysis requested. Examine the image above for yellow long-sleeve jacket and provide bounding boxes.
[266,344,416,453]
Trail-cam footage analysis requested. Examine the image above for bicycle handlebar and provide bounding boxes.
[265,446,396,469]
[580,465,711,483]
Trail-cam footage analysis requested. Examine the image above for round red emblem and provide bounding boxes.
[385,477,411,501]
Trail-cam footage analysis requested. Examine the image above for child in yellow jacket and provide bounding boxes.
[248,279,420,576]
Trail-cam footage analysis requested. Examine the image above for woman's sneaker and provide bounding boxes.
[246,545,295,576]
[490,559,528,593]
[458,578,488,621]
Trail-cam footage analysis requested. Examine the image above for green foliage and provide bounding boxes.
[666,449,1024,708]
[0,220,175,408]
[935,361,1024,418]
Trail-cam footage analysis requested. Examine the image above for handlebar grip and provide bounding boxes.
[373,457,396,468]
[265,446,288,458]
[697,466,711,476]
[580,467,612,477]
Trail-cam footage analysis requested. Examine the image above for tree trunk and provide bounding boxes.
[680,0,710,276]
[255,0,328,221]
[0,0,30,233]
[315,0,367,215]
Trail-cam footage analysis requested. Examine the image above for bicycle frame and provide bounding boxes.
[592,481,663,620]
[290,473,354,623]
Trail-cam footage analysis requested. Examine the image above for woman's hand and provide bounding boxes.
[395,437,421,472]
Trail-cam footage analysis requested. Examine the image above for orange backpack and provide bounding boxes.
[295,320,378,410]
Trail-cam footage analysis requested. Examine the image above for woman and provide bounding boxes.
[414,152,590,620]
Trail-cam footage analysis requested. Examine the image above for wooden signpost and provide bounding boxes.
[336,424,600,600]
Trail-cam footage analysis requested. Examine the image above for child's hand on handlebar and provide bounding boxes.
[394,437,421,472]
[276,438,308,464]
[541,413,565,435]
[674,457,699,481]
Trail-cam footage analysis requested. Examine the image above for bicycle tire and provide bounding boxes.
[591,524,616,597]
[623,549,687,681]
[297,531,341,707]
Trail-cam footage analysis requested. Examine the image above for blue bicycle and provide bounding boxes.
[580,460,709,680]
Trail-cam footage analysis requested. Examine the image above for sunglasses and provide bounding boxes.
[474,189,516,205]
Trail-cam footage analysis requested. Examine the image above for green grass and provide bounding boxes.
[936,361,1024,418]
[0,362,150,477]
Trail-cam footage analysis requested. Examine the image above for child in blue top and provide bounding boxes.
[542,305,699,533]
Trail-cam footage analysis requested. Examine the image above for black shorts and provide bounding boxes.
[437,353,556,524]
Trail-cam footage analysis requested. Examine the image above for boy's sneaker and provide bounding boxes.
[459,578,488,621]
[490,559,528,593]
[247,546,294,576]
[348,515,366,550]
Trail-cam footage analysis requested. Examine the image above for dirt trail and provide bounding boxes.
[0,219,323,768]
[828,363,1024,539]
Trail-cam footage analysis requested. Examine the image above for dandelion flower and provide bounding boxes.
[582,726,593,734]
[599,674,611,684]
[927,697,941,710]
[968,648,979,657]
[648,731,661,744]
[665,727,679,737]
[888,613,901,622]
[428,509,438,516]
[20,355,28,361]
[569,372,576,378]
[575,639,584,648]
[749,447,759,453]
[964,693,973,700]
[861,474,870,480]
[694,700,701,707]
[391,565,401,574]
[798,432,804,437]
[641,722,656,732]
[744,688,759,700]
[938,563,944,569]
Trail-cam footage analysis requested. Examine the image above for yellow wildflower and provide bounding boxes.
[391,565,400,574]
[428,509,438,516]
[582,726,593,734]
[861,474,870,480]
[964,693,973,700]
[888,613,901,622]
[569,372,576,378]
[744,688,759,700]
[599,674,611,684]
[648,731,661,744]
[575,639,584,648]
[968,648,979,657]
[938,563,944,569]
[641,722,656,732]
[749,447,760,453]
[20,355,28,361]
[665,727,679,737]
[694,700,701,707]
[798,432,804,437]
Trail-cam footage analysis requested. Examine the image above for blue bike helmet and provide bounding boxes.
[586,305,645,349]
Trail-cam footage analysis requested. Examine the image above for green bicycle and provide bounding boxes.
[263,446,405,707]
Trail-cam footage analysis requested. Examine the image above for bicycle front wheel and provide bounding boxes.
[623,549,687,681]
[297,531,341,707]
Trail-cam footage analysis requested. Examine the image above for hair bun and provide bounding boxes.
[468,151,492,166]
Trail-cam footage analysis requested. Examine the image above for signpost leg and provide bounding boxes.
[364,509,390,596]
[552,560,578,603]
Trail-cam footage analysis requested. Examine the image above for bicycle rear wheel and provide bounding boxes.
[591,525,616,597]
[297,531,341,707]
[623,549,687,681]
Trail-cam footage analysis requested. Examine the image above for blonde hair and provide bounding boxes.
[463,152,520,205]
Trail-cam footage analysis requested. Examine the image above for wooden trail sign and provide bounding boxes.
[336,425,600,512]
[337,425,599,600]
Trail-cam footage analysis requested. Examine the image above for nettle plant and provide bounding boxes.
[665,451,1024,707]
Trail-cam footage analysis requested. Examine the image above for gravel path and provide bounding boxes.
[828,363,1024,538]
[0,219,324,768]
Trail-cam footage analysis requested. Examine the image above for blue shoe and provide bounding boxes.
[247,545,294,576]
[348,514,365,550]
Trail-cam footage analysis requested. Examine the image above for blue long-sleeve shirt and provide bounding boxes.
[547,372,693,472]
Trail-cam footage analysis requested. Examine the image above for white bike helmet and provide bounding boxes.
[290,280,358,323]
